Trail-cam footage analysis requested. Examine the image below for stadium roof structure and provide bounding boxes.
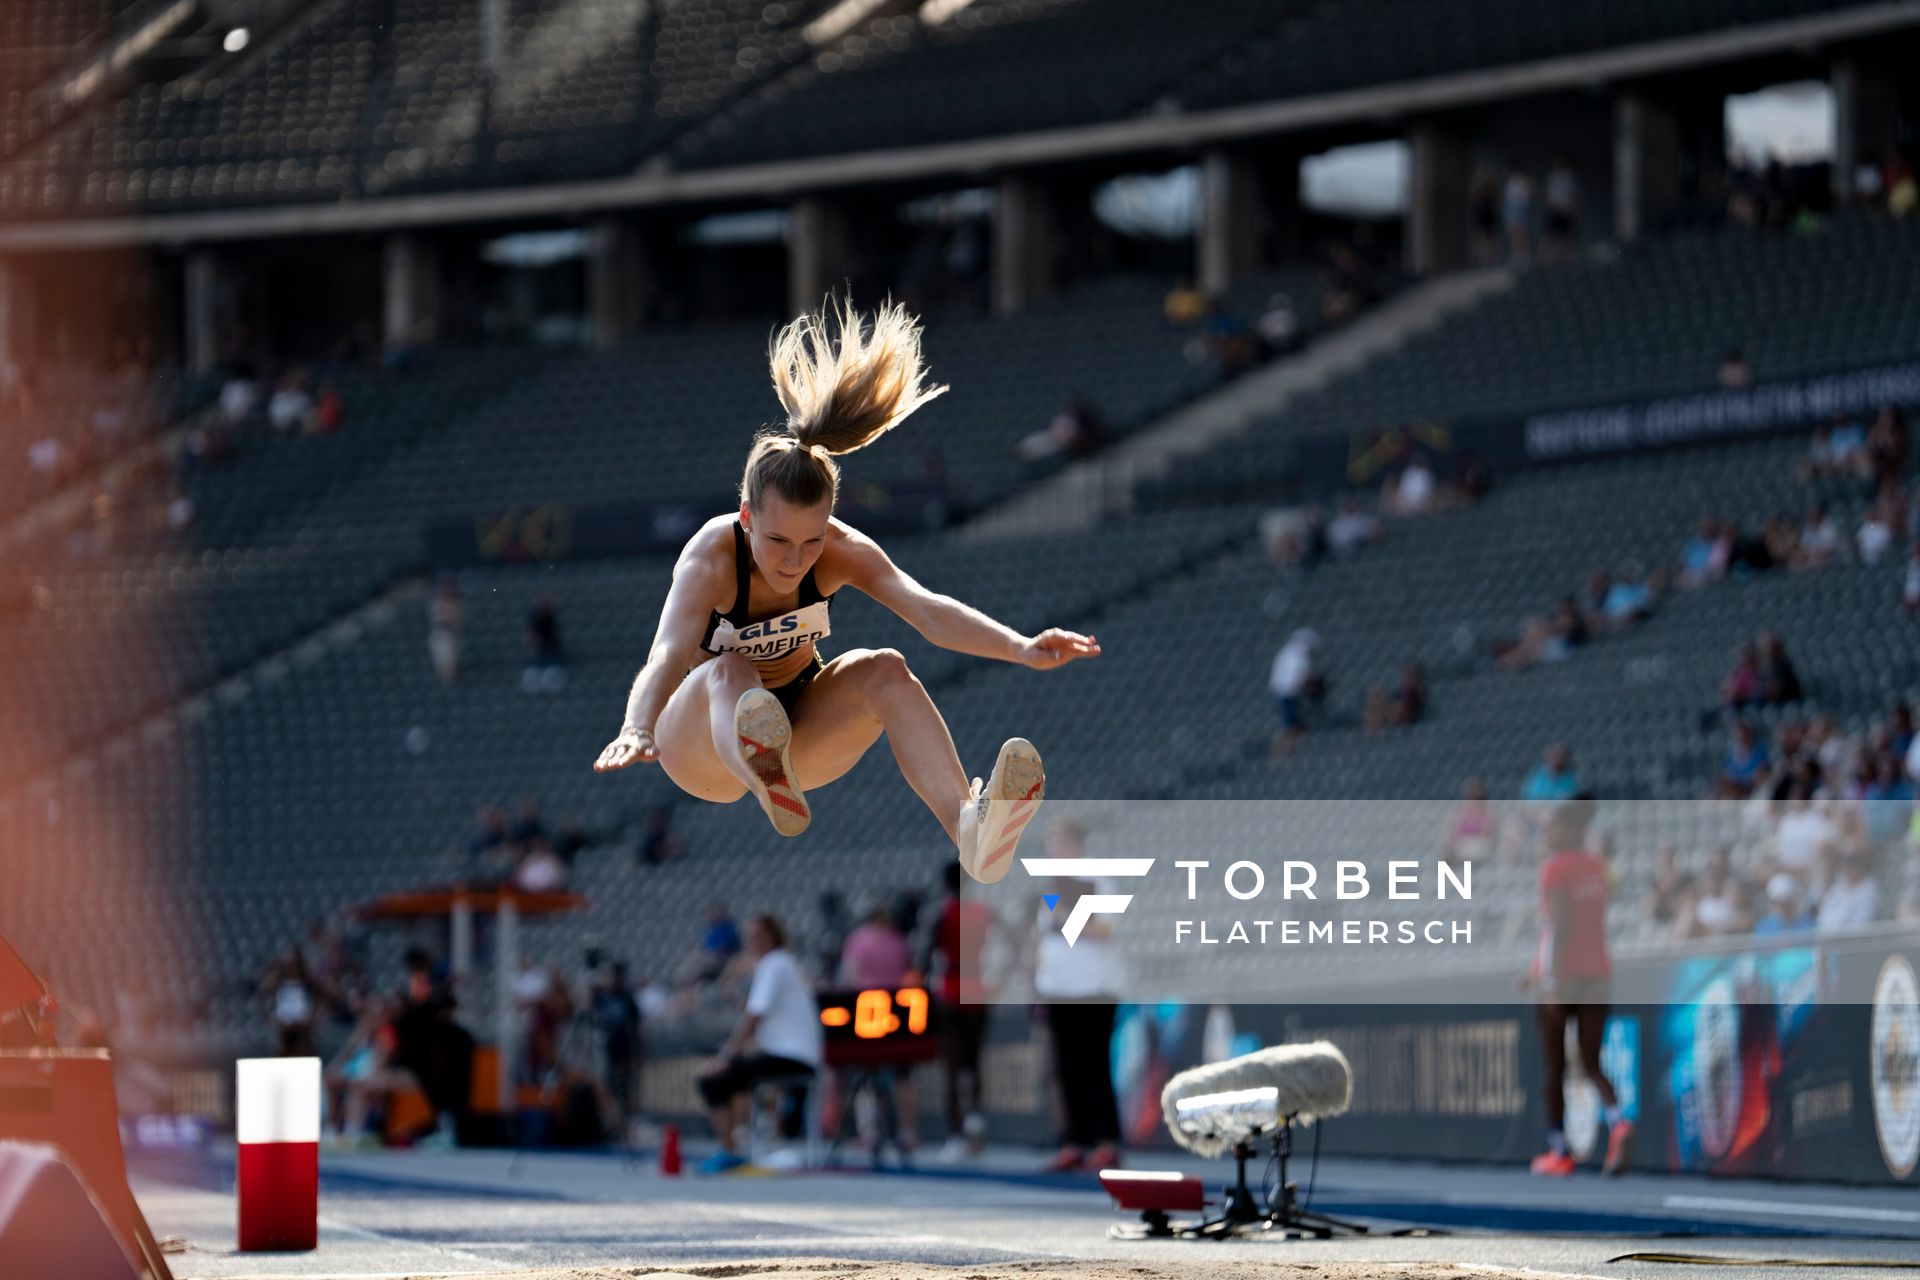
[1,0,1917,250]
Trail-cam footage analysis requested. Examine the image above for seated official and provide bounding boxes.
[696,914,821,1172]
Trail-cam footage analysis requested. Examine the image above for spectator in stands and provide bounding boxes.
[1259,504,1317,569]
[1325,496,1384,559]
[1688,849,1753,937]
[637,804,686,865]
[465,805,511,881]
[1677,516,1730,589]
[1756,631,1803,706]
[1905,543,1920,614]
[1800,413,1870,484]
[1362,685,1395,736]
[1542,154,1579,262]
[1384,453,1437,516]
[1255,291,1302,357]
[1717,347,1751,390]
[1453,450,1492,506]
[1894,704,1917,763]
[1720,644,1762,713]
[267,371,313,433]
[1885,148,1918,216]
[1641,844,1693,925]
[1773,788,1834,876]
[511,797,548,848]
[1816,850,1882,933]
[310,382,344,435]
[1599,562,1660,628]
[1795,504,1843,569]
[1718,720,1770,798]
[1859,496,1898,565]
[696,914,822,1174]
[1392,663,1426,727]
[1321,245,1378,327]
[1755,873,1815,936]
[1867,406,1909,493]
[428,580,464,684]
[26,434,67,493]
[1162,279,1207,328]
[1502,168,1535,263]
[1443,777,1496,864]
[1268,627,1320,760]
[1188,298,1259,379]
[1015,396,1108,467]
[521,594,566,693]
[513,836,567,891]
[1521,744,1580,802]
[1470,165,1502,265]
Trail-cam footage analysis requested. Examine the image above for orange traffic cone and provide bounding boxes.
[660,1124,681,1176]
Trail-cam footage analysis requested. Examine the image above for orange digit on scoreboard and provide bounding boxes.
[897,987,929,1034]
[853,989,899,1038]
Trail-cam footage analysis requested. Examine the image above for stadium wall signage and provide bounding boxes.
[1294,361,1920,496]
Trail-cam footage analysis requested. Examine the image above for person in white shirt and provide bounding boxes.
[1773,795,1834,874]
[268,373,314,432]
[1815,852,1881,934]
[1796,504,1842,569]
[1268,627,1319,759]
[696,915,822,1171]
[1033,819,1124,1173]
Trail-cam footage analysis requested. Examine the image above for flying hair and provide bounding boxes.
[742,296,948,510]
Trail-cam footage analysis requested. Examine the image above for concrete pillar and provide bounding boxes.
[789,196,851,318]
[183,248,222,375]
[1406,123,1468,275]
[1197,149,1264,296]
[0,259,17,367]
[589,216,651,349]
[992,174,1053,316]
[382,234,441,349]
[1833,56,1899,205]
[481,0,508,73]
[1613,92,1681,242]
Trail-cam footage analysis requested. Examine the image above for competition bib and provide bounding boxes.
[706,600,833,663]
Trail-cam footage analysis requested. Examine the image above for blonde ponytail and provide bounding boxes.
[744,296,948,509]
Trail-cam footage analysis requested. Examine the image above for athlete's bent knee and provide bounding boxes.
[850,647,915,693]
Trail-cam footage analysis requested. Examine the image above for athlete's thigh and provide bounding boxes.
[653,660,748,803]
[788,651,889,791]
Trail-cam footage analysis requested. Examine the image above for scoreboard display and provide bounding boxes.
[817,987,942,1067]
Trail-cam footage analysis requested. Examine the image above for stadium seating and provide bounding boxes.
[3,0,1875,214]
[1148,214,1920,505]
[673,0,1858,169]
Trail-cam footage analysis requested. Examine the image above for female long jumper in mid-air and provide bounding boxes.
[591,298,1100,882]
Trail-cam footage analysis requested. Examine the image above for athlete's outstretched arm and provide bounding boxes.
[839,529,1100,669]
[593,553,726,771]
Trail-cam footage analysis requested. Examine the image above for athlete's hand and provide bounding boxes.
[1020,628,1101,670]
[593,727,659,772]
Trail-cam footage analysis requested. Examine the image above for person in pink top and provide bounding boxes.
[839,906,912,989]
[837,905,919,1162]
